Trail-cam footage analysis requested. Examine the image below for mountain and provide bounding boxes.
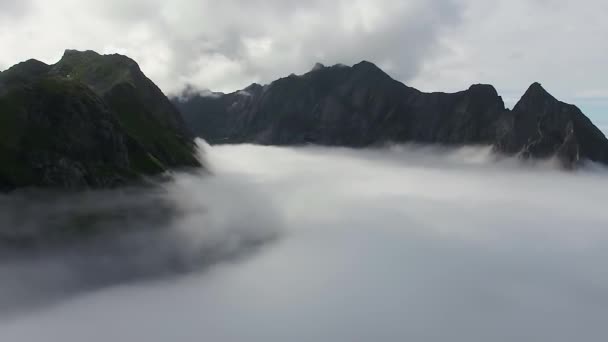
[0,50,201,191]
[496,82,608,166]
[175,62,608,167]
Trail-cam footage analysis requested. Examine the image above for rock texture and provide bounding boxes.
[496,83,608,167]
[0,50,201,191]
[175,61,608,167]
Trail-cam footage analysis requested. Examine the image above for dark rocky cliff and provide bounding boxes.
[0,50,201,191]
[175,62,608,167]
[496,83,608,166]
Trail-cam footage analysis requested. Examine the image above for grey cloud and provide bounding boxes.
[0,0,465,94]
[0,0,606,115]
[0,0,30,19]
[0,161,281,315]
[411,0,608,115]
[1,143,608,341]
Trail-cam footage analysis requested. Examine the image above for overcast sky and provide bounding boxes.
[0,0,606,120]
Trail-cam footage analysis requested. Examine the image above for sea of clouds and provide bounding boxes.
[1,142,607,341]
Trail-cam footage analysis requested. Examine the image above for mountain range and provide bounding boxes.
[0,50,201,191]
[1,50,607,192]
[175,61,608,168]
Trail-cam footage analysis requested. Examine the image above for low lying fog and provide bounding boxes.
[1,142,608,341]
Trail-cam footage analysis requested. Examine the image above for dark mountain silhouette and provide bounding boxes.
[0,50,201,191]
[175,62,608,167]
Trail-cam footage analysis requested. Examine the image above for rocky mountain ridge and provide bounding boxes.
[175,61,608,167]
[0,50,201,191]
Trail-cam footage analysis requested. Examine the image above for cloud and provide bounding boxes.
[2,0,607,120]
[0,0,30,18]
[1,143,608,341]
[410,0,608,110]
[0,0,464,94]
[0,156,282,315]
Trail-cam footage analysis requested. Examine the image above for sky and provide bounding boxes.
[0,0,606,123]
[1,143,608,341]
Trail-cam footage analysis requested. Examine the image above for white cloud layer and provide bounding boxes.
[0,0,460,94]
[413,0,608,108]
[1,0,606,116]
[1,143,608,341]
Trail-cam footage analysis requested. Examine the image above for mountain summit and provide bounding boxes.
[175,62,608,167]
[0,50,201,190]
[496,82,608,165]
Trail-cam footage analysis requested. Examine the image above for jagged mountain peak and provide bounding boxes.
[468,83,499,95]
[353,60,380,69]
[56,49,140,75]
[1,59,50,79]
[352,60,387,75]
[526,81,546,93]
[519,82,555,101]
[175,61,607,168]
[0,59,51,90]
[0,49,201,190]
[55,50,149,89]
[5,59,49,72]
[513,82,561,114]
[61,49,138,66]
[311,62,326,72]
[243,82,264,93]
[62,49,100,58]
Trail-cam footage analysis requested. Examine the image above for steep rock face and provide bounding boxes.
[176,62,506,147]
[0,77,132,189]
[0,59,52,93]
[175,62,608,167]
[176,85,262,144]
[497,83,608,166]
[0,50,201,191]
[52,50,200,168]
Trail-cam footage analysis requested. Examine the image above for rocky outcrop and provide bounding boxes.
[175,62,608,167]
[0,50,201,191]
[52,50,200,169]
[496,83,608,166]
